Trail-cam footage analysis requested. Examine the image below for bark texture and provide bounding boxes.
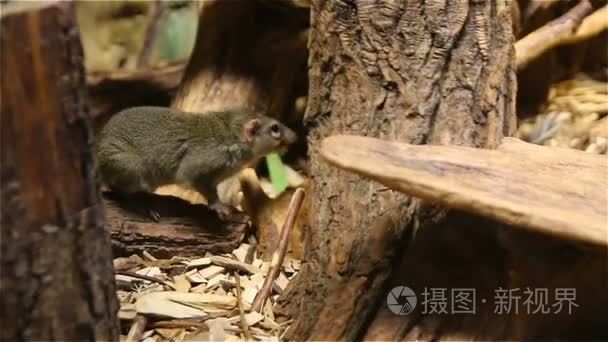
[276,1,516,340]
[105,192,250,258]
[0,3,119,341]
[321,136,607,247]
[171,0,309,127]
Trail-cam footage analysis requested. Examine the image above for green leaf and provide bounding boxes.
[265,153,288,194]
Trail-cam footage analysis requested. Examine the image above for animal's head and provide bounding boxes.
[243,115,297,156]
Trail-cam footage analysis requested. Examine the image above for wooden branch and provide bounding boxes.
[234,273,252,341]
[562,4,608,45]
[245,235,257,264]
[105,192,250,258]
[209,256,260,275]
[251,188,305,312]
[516,0,593,71]
[87,61,186,89]
[321,135,607,247]
[126,315,147,342]
[137,0,165,68]
[86,61,186,127]
[150,319,208,329]
[150,315,237,330]
[116,270,176,290]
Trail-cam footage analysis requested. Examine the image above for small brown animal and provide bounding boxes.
[95,106,297,218]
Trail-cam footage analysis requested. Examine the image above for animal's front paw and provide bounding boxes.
[148,209,161,222]
[208,202,234,221]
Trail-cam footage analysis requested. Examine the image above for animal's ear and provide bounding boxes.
[243,119,260,143]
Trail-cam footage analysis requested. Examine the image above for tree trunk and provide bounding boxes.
[171,0,309,127]
[0,2,119,341]
[276,1,516,340]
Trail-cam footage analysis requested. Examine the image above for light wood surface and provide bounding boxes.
[321,135,607,246]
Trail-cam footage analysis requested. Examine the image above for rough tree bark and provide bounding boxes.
[105,192,249,258]
[172,0,309,126]
[276,1,516,340]
[0,2,119,341]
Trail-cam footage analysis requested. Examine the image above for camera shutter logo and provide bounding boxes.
[387,286,417,315]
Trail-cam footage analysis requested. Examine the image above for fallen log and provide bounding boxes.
[105,192,250,258]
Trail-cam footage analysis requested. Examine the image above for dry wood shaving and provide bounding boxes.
[517,73,608,154]
[116,244,301,341]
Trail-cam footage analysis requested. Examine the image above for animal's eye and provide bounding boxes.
[270,123,281,138]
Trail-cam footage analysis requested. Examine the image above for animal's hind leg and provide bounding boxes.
[98,152,152,194]
[99,152,162,221]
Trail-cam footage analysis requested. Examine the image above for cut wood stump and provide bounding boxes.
[321,135,608,247]
[105,192,250,258]
[1,1,119,340]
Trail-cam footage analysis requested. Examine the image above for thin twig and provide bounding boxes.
[209,255,260,274]
[516,0,593,71]
[251,188,305,312]
[125,314,147,342]
[529,113,561,145]
[116,270,176,290]
[142,250,157,262]
[150,312,232,330]
[245,235,258,264]
[234,272,253,341]
[151,317,238,331]
[151,318,206,329]
[138,0,165,68]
